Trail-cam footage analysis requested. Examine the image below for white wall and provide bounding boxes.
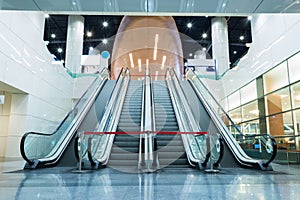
[209,14,300,101]
[0,11,73,158]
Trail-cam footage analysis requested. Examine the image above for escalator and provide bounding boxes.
[107,80,143,171]
[152,81,189,168]
[20,69,116,168]
[172,68,277,170]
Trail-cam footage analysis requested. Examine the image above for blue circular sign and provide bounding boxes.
[101,51,110,59]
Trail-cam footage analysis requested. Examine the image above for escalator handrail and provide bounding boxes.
[186,69,276,168]
[238,133,277,167]
[87,67,131,166]
[20,68,109,166]
[83,67,128,160]
[165,68,209,167]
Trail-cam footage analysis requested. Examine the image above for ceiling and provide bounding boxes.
[1,0,300,14]
[44,15,251,68]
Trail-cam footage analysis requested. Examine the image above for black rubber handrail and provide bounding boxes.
[20,68,108,167]
[213,136,225,168]
[86,67,129,167]
[242,133,278,168]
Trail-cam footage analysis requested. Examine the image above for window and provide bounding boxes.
[291,81,300,109]
[265,87,291,116]
[288,52,300,84]
[242,101,259,121]
[241,81,257,104]
[263,61,288,94]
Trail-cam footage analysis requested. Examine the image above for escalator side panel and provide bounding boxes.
[180,81,240,168]
[57,80,116,167]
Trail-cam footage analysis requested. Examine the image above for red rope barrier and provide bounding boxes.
[84,131,207,135]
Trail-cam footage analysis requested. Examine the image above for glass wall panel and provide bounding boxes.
[265,87,291,116]
[228,107,242,124]
[242,101,259,121]
[241,120,260,135]
[267,112,294,149]
[291,81,300,109]
[228,91,240,110]
[241,81,257,104]
[288,52,300,84]
[293,109,300,136]
[263,61,288,94]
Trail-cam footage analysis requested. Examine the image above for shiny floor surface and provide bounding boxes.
[1,159,300,200]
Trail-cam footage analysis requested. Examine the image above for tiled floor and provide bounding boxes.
[1,158,300,200]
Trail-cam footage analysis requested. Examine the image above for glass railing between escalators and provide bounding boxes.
[185,68,277,169]
[20,68,109,167]
[77,68,130,168]
[165,68,224,169]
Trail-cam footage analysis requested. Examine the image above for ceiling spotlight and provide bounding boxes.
[102,39,108,44]
[239,35,245,41]
[187,23,192,28]
[86,31,92,37]
[233,51,237,54]
[189,53,193,57]
[202,33,208,39]
[247,16,252,21]
[44,14,50,18]
[57,48,63,53]
[51,33,56,38]
[103,21,108,27]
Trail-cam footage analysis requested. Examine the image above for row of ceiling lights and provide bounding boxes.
[46,14,251,59]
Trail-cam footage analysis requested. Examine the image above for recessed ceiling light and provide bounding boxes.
[202,33,207,39]
[57,48,63,53]
[233,51,237,54]
[86,31,92,37]
[102,39,108,44]
[187,23,192,28]
[189,53,193,57]
[239,35,245,41]
[103,21,108,27]
[51,33,56,38]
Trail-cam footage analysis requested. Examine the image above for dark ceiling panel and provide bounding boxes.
[44,15,251,68]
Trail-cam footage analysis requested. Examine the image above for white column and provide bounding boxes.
[211,17,230,77]
[65,15,84,73]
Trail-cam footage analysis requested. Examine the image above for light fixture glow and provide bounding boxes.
[103,21,108,27]
[129,53,134,68]
[57,48,63,53]
[247,16,252,21]
[187,22,192,28]
[153,34,159,60]
[89,47,94,51]
[86,31,92,37]
[146,59,149,75]
[161,55,167,70]
[45,14,50,18]
[203,47,207,51]
[138,59,142,72]
[202,33,208,39]
[233,51,237,54]
[51,33,56,38]
[102,38,108,44]
[189,53,193,57]
[239,35,245,41]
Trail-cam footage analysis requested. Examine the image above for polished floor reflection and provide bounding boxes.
[1,159,300,200]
